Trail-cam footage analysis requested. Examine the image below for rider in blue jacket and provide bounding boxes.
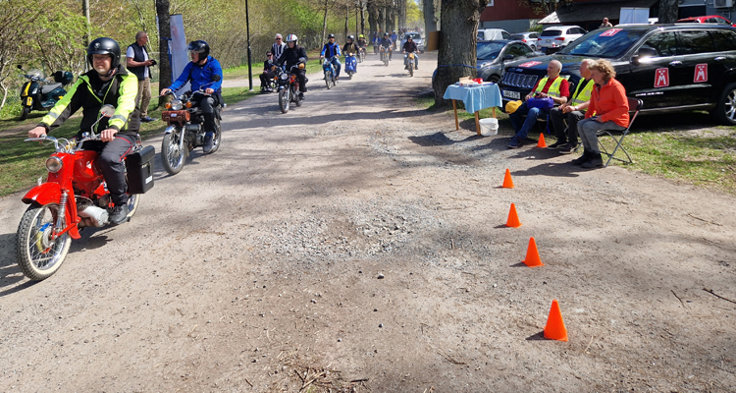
[160,40,223,153]
[320,34,342,79]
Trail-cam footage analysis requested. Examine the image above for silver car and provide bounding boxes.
[537,25,586,53]
[510,32,540,50]
[400,32,423,51]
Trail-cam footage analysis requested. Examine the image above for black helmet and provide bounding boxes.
[87,37,121,69]
[347,35,355,41]
[328,33,335,39]
[383,32,389,37]
[187,40,210,60]
[406,34,413,40]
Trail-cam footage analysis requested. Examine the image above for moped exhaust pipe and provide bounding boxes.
[79,205,109,227]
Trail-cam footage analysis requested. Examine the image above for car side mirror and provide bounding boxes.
[632,47,658,65]
[99,104,116,118]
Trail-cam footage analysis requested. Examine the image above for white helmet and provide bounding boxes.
[286,34,298,43]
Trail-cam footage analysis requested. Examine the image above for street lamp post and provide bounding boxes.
[245,0,253,90]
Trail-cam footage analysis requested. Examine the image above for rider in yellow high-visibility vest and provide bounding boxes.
[549,59,596,154]
[508,60,570,149]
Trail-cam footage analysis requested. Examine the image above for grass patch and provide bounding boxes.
[416,94,509,122]
[616,129,736,192]
[0,86,257,197]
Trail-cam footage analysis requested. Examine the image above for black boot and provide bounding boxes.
[109,203,130,225]
[571,150,591,166]
[581,153,604,169]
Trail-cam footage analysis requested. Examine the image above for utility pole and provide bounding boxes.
[83,0,91,70]
[245,0,253,90]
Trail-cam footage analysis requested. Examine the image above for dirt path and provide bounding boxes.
[1,52,734,392]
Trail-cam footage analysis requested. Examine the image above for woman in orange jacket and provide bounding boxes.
[573,59,629,168]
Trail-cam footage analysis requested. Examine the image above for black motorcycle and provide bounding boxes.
[160,79,223,175]
[277,62,305,114]
[17,65,73,120]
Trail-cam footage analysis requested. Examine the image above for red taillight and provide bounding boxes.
[555,37,565,41]
[290,75,296,83]
[522,39,527,42]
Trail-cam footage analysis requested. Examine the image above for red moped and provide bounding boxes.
[16,105,155,280]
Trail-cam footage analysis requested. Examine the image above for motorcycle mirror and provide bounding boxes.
[16,65,22,70]
[211,74,221,82]
[99,104,116,118]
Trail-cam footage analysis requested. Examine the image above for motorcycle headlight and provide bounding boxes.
[280,73,289,80]
[45,157,62,173]
[298,63,305,69]
[170,100,183,111]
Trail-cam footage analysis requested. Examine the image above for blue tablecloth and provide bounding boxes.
[443,83,502,114]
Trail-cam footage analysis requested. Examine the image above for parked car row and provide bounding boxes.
[496,24,736,125]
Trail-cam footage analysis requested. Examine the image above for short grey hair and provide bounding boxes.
[136,31,147,40]
[580,58,595,68]
[549,60,562,72]
[275,33,283,39]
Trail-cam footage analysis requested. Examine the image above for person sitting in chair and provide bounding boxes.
[573,59,629,169]
[259,51,277,93]
[548,58,595,154]
[507,60,569,149]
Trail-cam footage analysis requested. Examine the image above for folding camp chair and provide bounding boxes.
[597,97,643,167]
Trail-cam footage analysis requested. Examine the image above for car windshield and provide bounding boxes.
[408,33,421,39]
[559,29,648,58]
[541,29,561,37]
[476,41,506,60]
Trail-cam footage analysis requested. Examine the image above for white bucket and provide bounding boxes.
[479,118,499,136]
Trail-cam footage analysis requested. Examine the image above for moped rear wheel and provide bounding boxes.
[126,194,141,219]
[279,89,290,113]
[208,116,223,153]
[16,203,72,281]
[161,128,187,175]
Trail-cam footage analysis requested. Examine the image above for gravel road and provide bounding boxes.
[0,52,734,392]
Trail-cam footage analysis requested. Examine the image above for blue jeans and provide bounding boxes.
[330,57,342,77]
[509,102,547,141]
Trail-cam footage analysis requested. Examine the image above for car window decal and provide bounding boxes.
[600,29,622,37]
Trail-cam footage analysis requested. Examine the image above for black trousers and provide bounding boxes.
[81,134,138,206]
[294,69,307,92]
[549,107,585,145]
[260,71,275,89]
[191,93,218,134]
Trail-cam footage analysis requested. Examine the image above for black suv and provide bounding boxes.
[498,24,736,124]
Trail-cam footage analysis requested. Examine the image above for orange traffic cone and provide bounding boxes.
[502,168,514,189]
[506,203,521,228]
[537,133,547,148]
[543,299,568,342]
[523,237,543,267]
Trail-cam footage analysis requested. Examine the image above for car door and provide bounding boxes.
[701,29,736,103]
[620,31,685,108]
[674,29,719,104]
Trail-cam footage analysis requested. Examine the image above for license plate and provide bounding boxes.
[170,113,177,117]
[503,90,520,100]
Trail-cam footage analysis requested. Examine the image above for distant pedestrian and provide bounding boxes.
[600,17,613,28]
[126,31,155,122]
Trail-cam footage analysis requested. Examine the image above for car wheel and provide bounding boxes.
[488,75,500,83]
[714,82,736,125]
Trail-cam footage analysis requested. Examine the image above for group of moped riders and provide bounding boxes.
[25,32,420,226]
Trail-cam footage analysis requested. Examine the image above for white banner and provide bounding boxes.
[169,14,190,92]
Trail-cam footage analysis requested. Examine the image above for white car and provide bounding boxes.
[477,28,511,41]
[537,25,586,53]
[400,32,423,51]
[510,32,540,50]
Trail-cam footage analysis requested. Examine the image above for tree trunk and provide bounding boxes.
[379,7,387,33]
[432,0,485,105]
[155,0,171,107]
[423,0,437,32]
[367,0,377,40]
[658,0,679,23]
[321,0,329,47]
[398,0,406,30]
[344,3,349,39]
[359,0,365,35]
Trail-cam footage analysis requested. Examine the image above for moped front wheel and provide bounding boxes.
[19,106,30,121]
[279,89,290,113]
[161,129,187,175]
[16,203,72,281]
[325,73,332,89]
